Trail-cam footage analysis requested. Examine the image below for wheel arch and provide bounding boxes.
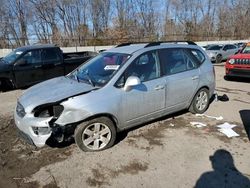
[188,86,210,113]
[189,86,210,107]
[79,113,119,131]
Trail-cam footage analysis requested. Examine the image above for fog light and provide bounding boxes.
[32,127,51,135]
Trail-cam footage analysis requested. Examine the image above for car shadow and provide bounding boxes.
[45,110,188,149]
[224,76,250,83]
[239,110,250,140]
[115,109,188,146]
[194,149,250,188]
[46,136,75,148]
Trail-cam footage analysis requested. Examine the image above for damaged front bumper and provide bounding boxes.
[14,110,53,147]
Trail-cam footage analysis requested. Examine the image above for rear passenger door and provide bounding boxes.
[42,48,64,80]
[159,48,200,111]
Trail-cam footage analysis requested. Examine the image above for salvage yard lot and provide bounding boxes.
[0,64,250,188]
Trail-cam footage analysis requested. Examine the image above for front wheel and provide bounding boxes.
[74,117,116,152]
[0,79,13,91]
[189,88,209,114]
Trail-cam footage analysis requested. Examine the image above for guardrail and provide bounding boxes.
[0,39,249,57]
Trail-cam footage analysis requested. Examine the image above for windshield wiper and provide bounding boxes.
[75,69,80,83]
[85,71,95,87]
[75,69,95,87]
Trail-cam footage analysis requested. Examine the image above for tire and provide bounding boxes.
[0,79,13,91]
[74,117,116,152]
[189,88,209,114]
[224,75,231,81]
[215,54,222,64]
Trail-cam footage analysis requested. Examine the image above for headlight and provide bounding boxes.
[228,59,235,64]
[33,105,64,118]
[16,102,26,118]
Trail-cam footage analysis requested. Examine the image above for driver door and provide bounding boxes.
[13,49,44,88]
[117,51,166,127]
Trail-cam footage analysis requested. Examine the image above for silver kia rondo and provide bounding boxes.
[14,41,215,152]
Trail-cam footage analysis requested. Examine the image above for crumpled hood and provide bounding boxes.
[19,76,95,112]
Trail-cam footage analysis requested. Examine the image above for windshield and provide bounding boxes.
[68,52,131,87]
[207,45,222,50]
[242,46,250,54]
[2,49,24,64]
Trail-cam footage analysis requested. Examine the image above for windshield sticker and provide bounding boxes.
[16,51,23,55]
[104,65,120,70]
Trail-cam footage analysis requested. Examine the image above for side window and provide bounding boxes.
[115,51,160,87]
[159,48,198,75]
[125,51,160,82]
[18,50,41,65]
[188,49,205,64]
[42,48,61,64]
[229,45,236,49]
[223,45,229,50]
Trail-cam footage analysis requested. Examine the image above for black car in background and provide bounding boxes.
[0,44,97,90]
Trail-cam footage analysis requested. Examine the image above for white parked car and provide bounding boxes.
[205,44,239,63]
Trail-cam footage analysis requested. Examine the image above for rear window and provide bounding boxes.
[43,48,61,63]
[188,49,205,64]
[242,46,250,54]
[207,45,222,50]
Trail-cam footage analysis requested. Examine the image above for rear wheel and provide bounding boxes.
[74,117,116,152]
[0,79,13,91]
[189,88,209,114]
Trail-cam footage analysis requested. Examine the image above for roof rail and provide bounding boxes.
[115,43,133,48]
[115,40,196,48]
[144,41,197,48]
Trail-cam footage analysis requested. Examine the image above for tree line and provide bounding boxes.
[0,0,249,48]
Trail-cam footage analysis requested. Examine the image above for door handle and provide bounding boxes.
[192,76,199,80]
[154,85,165,90]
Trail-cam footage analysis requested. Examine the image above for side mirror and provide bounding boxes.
[124,76,141,91]
[16,59,27,66]
[223,48,227,51]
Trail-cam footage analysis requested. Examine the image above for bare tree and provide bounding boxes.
[0,0,249,48]
[29,0,60,44]
[89,0,111,39]
[4,0,30,46]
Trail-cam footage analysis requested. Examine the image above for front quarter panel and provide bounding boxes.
[55,86,122,127]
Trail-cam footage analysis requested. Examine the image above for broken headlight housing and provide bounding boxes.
[16,102,26,118]
[33,104,64,118]
[32,126,51,135]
